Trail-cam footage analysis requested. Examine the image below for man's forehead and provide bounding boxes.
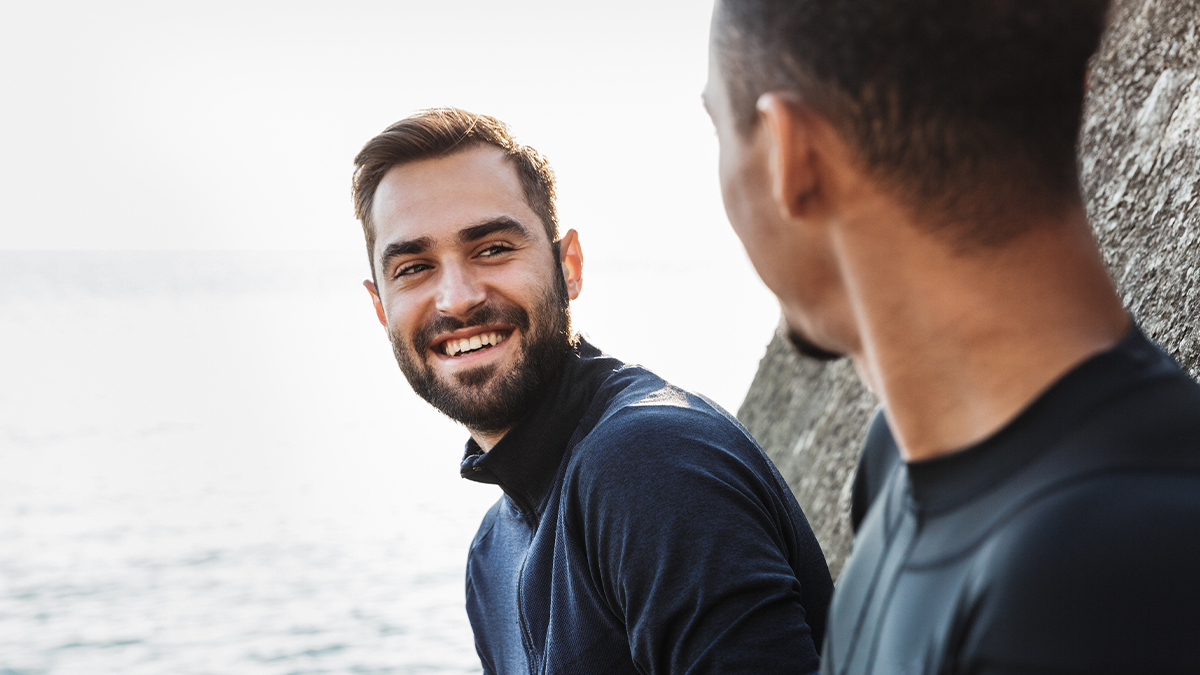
[371,146,540,245]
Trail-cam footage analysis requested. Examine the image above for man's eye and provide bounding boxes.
[396,263,430,278]
[479,244,514,257]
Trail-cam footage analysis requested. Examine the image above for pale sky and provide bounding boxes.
[1,0,786,413]
[1,0,734,266]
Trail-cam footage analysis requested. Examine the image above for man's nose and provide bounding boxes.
[434,263,487,317]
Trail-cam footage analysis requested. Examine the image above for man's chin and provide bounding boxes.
[416,357,544,432]
[419,372,511,429]
[785,326,845,362]
[449,362,501,389]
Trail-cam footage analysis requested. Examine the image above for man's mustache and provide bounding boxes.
[412,303,531,353]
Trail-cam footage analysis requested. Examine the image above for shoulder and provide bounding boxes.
[963,470,1200,669]
[559,371,793,516]
[571,375,767,481]
[985,467,1200,584]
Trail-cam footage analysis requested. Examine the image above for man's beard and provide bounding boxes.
[785,326,844,362]
[388,272,572,434]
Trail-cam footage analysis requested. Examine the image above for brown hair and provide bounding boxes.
[352,108,559,277]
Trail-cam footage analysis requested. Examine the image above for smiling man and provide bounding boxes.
[351,108,833,674]
[705,1,1200,674]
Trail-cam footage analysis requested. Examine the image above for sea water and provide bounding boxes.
[0,250,777,674]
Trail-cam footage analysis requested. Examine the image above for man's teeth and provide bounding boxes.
[443,332,507,356]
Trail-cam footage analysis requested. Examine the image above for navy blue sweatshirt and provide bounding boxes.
[460,340,832,674]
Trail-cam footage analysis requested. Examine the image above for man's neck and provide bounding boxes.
[841,204,1129,462]
[471,428,510,453]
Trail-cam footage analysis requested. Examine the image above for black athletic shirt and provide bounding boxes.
[825,327,1200,675]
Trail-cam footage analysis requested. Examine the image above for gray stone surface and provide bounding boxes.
[1082,0,1200,378]
[737,327,876,580]
[737,0,1200,581]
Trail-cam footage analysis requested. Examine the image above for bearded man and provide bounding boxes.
[351,108,833,674]
[705,0,1200,673]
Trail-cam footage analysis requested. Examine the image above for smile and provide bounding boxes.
[439,330,510,357]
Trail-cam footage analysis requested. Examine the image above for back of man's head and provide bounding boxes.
[352,108,559,277]
[714,0,1110,245]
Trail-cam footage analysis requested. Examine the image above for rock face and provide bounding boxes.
[1082,0,1200,379]
[737,0,1200,580]
[738,331,876,579]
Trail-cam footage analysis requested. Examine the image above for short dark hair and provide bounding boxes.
[715,0,1111,244]
[352,108,559,276]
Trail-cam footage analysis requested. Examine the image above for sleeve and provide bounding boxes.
[475,647,495,675]
[566,407,824,675]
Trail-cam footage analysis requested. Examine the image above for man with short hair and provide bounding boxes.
[704,1,1200,673]
[352,108,833,674]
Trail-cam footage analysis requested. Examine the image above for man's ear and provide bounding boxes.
[756,93,820,221]
[558,229,584,300]
[363,279,388,329]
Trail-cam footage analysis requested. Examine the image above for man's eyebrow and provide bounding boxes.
[379,236,433,269]
[458,217,535,244]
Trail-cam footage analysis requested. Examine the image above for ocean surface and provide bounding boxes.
[0,250,778,674]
